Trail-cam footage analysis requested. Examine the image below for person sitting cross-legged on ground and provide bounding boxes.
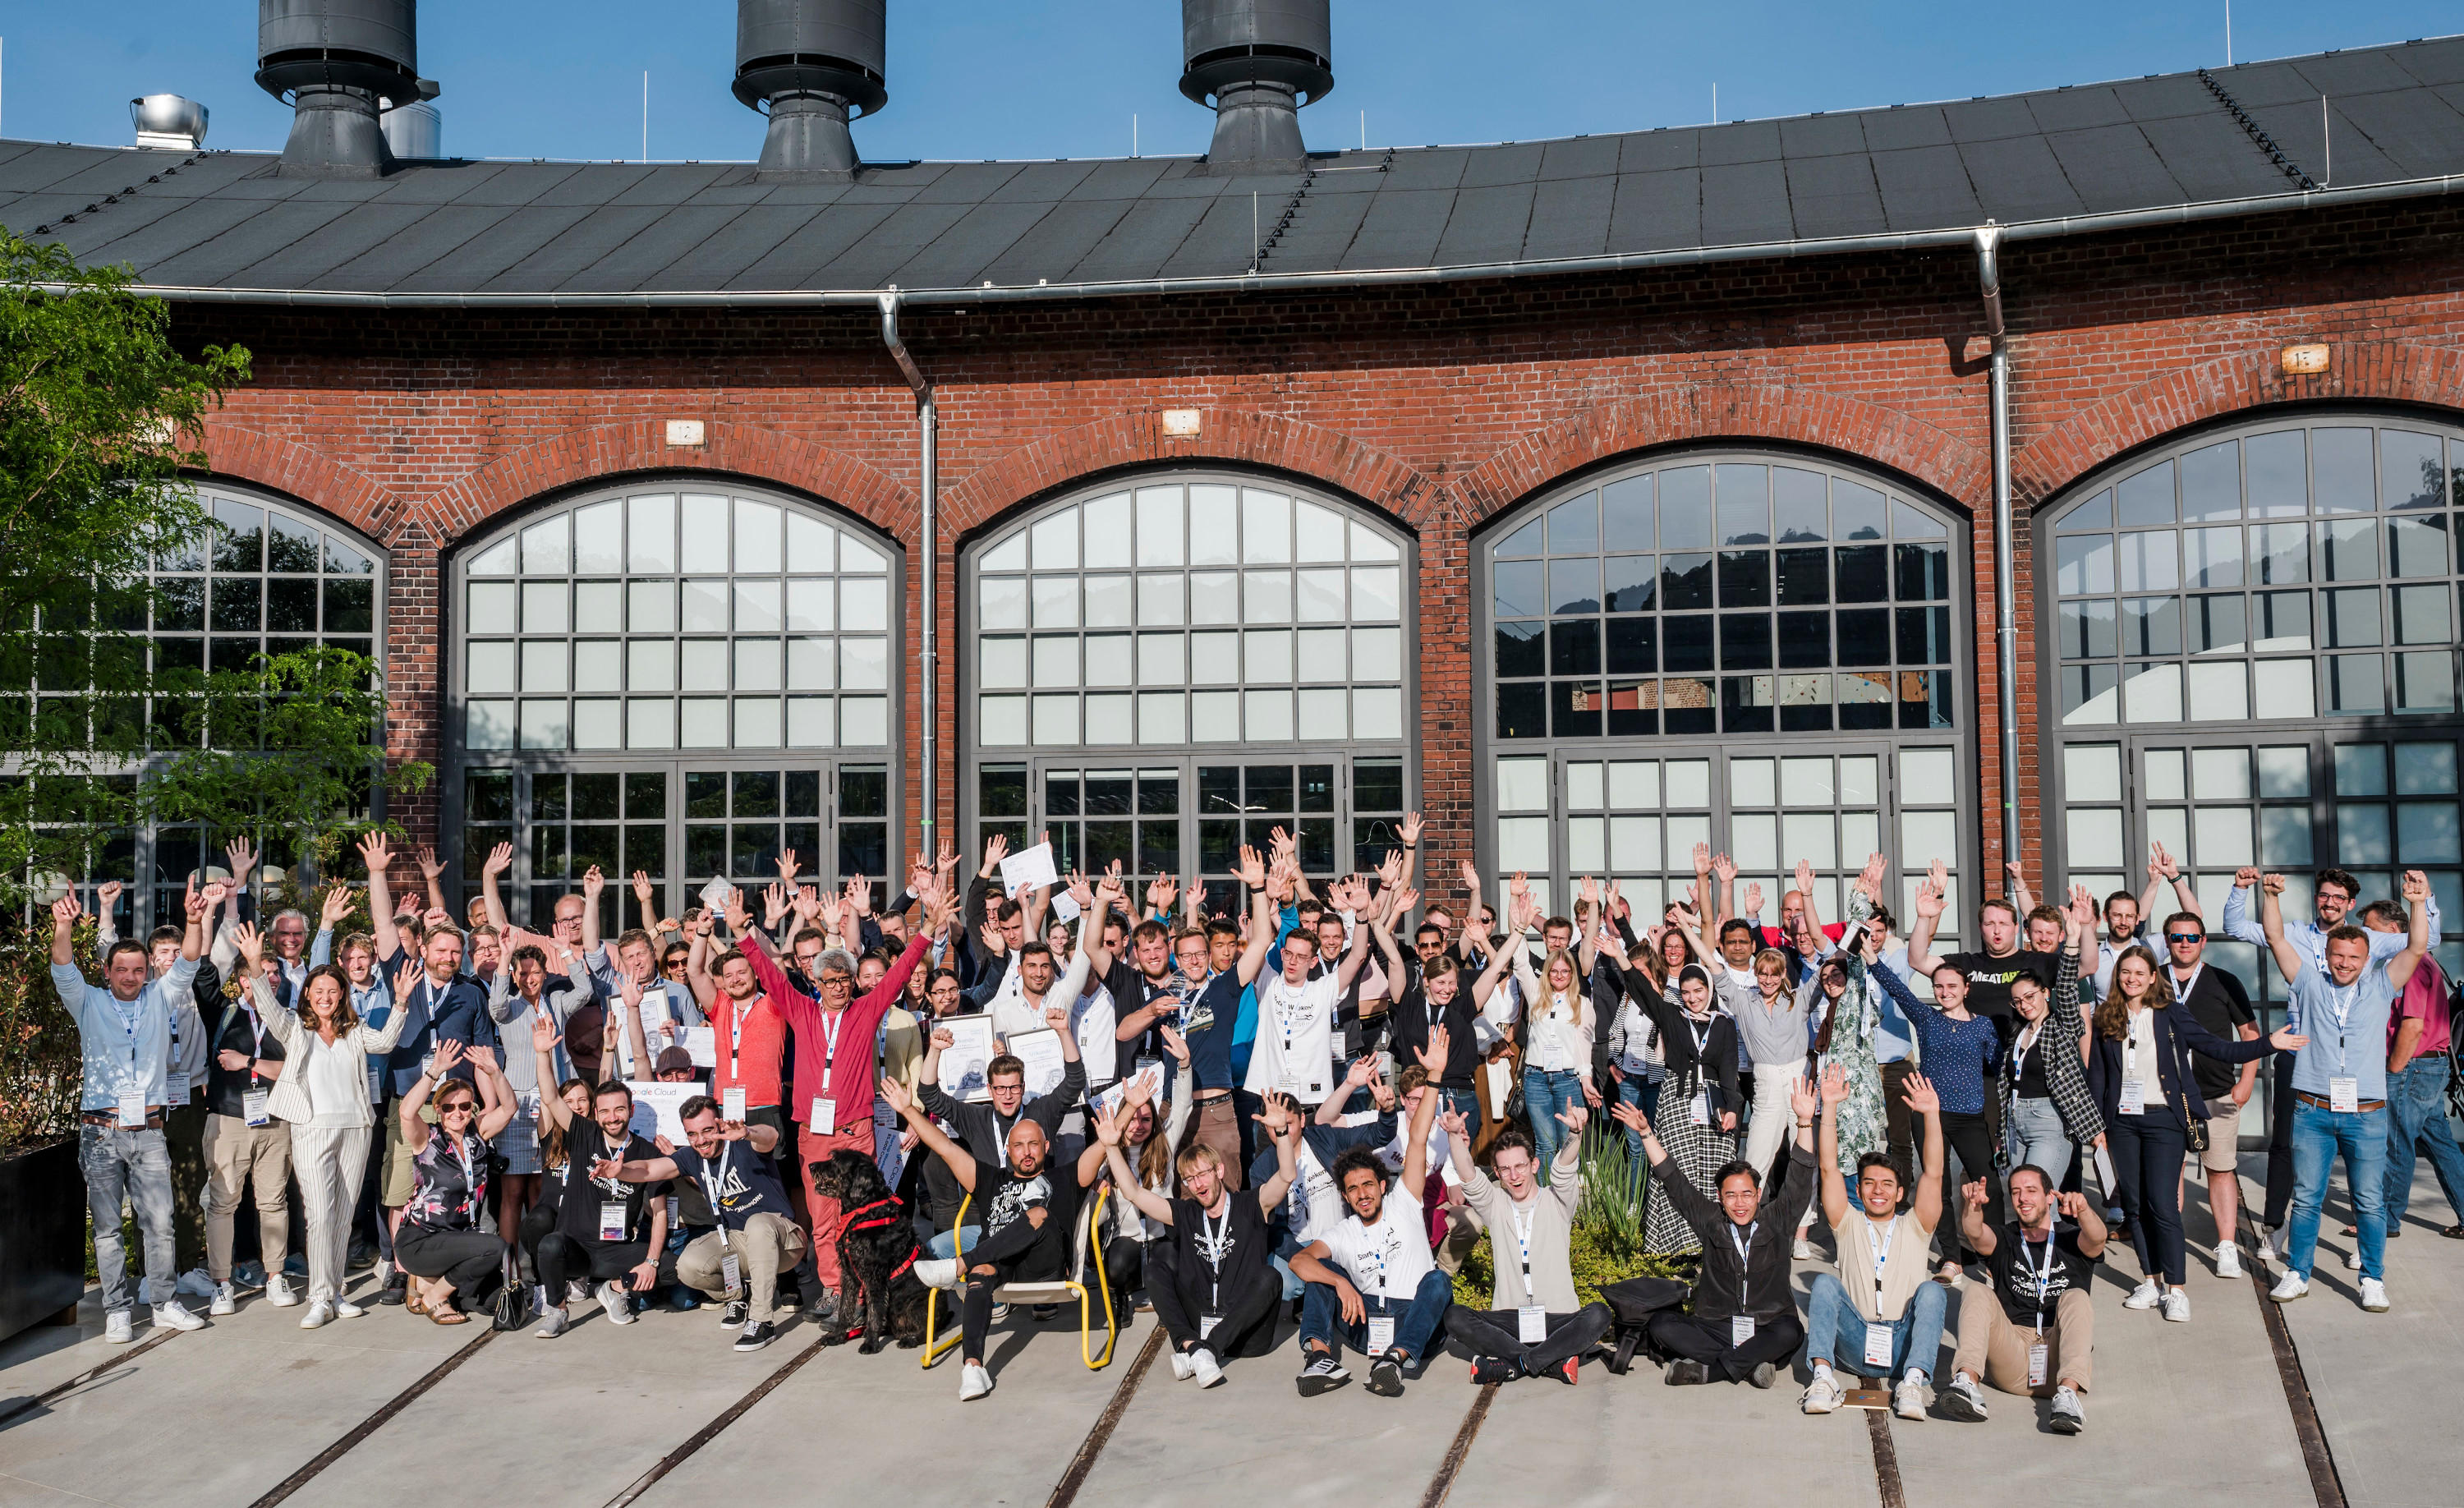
[1287,1028,1455,1399]
[1608,1069,1818,1387]
[1939,1164,2107,1434]
[1093,1077,1299,1388]
[1801,1064,1947,1420]
[1441,1099,1614,1386]
[591,1094,807,1351]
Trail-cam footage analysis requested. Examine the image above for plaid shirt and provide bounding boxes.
[2007,947,2105,1147]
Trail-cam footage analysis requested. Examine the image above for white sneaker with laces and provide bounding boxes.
[911,1257,963,1291]
[1791,1235,1814,1261]
[2162,1288,2190,1322]
[152,1299,208,1332]
[2268,1270,2310,1303]
[2214,1244,2242,1280]
[209,1280,237,1317]
[298,1300,333,1330]
[2359,1277,2390,1312]
[2251,1225,2277,1262]
[1892,1377,1927,1421]
[959,1362,994,1401]
[2342,1246,2362,1270]
[598,1282,636,1324]
[265,1275,299,1308]
[2048,1383,2085,1435]
[1800,1372,1844,1414]
[104,1309,136,1344]
[1170,1349,1197,1382]
[333,1296,366,1319]
[1189,1348,1225,1388]
[2123,1279,2161,1310]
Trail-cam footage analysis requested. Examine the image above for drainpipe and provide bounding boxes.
[879,288,936,858]
[1974,223,2020,886]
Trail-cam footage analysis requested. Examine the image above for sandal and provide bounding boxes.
[428,1304,469,1326]
[404,1285,428,1317]
[2441,1225,2464,1239]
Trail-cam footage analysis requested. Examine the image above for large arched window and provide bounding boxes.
[2040,413,2464,1065]
[964,473,1414,892]
[450,482,899,926]
[1478,452,1974,944]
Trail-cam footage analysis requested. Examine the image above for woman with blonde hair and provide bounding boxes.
[1510,884,1604,1179]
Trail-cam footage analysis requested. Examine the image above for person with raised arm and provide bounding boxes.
[1603,886,1741,1257]
[1939,1165,2108,1433]
[1441,1095,1614,1386]
[392,1037,519,1324]
[1800,1065,1946,1420]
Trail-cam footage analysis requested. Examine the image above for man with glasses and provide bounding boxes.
[2155,911,2260,1278]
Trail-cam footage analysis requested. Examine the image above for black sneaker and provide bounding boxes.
[375,1276,407,1308]
[721,1299,748,1327]
[1469,1355,1519,1386]
[1032,1304,1058,1322]
[1366,1354,1405,1397]
[733,1320,778,1352]
[1297,1351,1352,1395]
[1664,1359,1713,1386]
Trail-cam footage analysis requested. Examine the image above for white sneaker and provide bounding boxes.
[209,1280,237,1317]
[1170,1349,1197,1382]
[2161,1288,2190,1322]
[151,1300,207,1332]
[174,1266,217,1299]
[265,1275,299,1308]
[959,1361,994,1401]
[1189,1348,1225,1389]
[333,1297,366,1319]
[566,1280,592,1304]
[911,1257,963,1291]
[598,1282,636,1324]
[1801,1372,1844,1414]
[103,1309,135,1345]
[1938,1373,1988,1422]
[1791,1235,1814,1261]
[371,1258,393,1286]
[2251,1225,2277,1262]
[2359,1277,2390,1313]
[2123,1279,2161,1310]
[2048,1383,2085,1435]
[2214,1244,2243,1280]
[298,1300,333,1330]
[2268,1271,2310,1303]
[1892,1377,1927,1421]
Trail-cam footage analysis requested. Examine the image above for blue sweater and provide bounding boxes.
[1871,959,2002,1115]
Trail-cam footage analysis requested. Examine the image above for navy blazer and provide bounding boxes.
[2085,1001,2272,1127]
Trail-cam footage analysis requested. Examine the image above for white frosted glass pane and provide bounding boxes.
[468,536,517,577]
[1242,490,1292,563]
[1190,487,1239,565]
[1138,572,1184,626]
[681,580,728,633]
[1353,686,1402,740]
[572,699,622,750]
[1299,687,1348,738]
[1032,577,1078,629]
[1783,812,1837,869]
[1138,691,1185,744]
[2259,805,2314,866]
[522,514,570,576]
[1666,760,1711,808]
[1245,687,1293,741]
[2192,747,2253,800]
[1032,693,1079,746]
[978,575,1027,631]
[839,535,886,573]
[1900,747,1955,798]
[839,696,888,746]
[840,636,888,691]
[1496,756,1549,811]
[787,697,834,748]
[681,639,729,692]
[1136,488,1185,567]
[2123,662,2182,722]
[519,699,568,751]
[521,639,567,693]
[2145,807,2188,866]
[1731,757,1776,807]
[2066,807,2125,868]
[1349,521,1400,563]
[1354,626,1401,681]
[627,638,675,692]
[786,579,834,632]
[1297,628,1346,681]
[629,579,675,632]
[574,581,623,632]
[2195,805,2255,868]
[979,694,1027,746]
[1083,574,1132,628]
[1085,692,1133,744]
[1781,756,1834,806]
[2145,748,2186,801]
[2254,659,2317,717]
[1611,816,1659,871]
[1351,567,1400,621]
[572,501,622,572]
[626,698,673,750]
[1191,690,1240,741]
[1841,810,1880,862]
[466,700,515,750]
[1189,572,1239,625]
[1191,631,1239,683]
[980,635,1026,689]
[1031,510,1079,570]
[1840,756,1879,806]
[1566,757,1603,810]
[1666,815,1710,867]
[1085,633,1133,687]
[627,494,675,573]
[788,637,837,691]
[841,578,889,632]
[734,638,781,692]
[981,531,1027,573]
[681,495,729,572]
[1608,761,1657,809]
[1245,628,1294,683]
[1296,501,1346,563]
[467,640,516,695]
[787,513,833,573]
[1729,813,1776,871]
[572,640,621,693]
[1902,808,1960,862]
[2400,802,2462,863]
[1243,570,1292,624]
[734,499,781,573]
[733,580,781,632]
[1137,632,1184,685]
[522,582,568,634]
[1569,816,1607,872]
[1497,816,1551,871]
[733,697,781,749]
[1083,494,1132,569]
[1296,568,1347,623]
[2186,661,2248,721]
[1032,635,1080,688]
[2064,743,2123,802]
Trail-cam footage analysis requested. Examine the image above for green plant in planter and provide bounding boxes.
[1450,1124,1685,1308]
[0,919,86,1152]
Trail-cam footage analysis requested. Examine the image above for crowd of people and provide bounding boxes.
[49,816,2461,1425]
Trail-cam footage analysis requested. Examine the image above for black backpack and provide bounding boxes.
[1596,1273,1690,1374]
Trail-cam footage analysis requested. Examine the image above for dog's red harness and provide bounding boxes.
[840,1194,921,1288]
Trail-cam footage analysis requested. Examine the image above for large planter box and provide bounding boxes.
[0,1138,87,1344]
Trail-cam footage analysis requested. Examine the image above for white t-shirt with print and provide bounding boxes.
[1244,972,1341,1104]
[1318,1184,1432,1301]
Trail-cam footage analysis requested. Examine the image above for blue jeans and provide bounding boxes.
[2288,1101,2389,1280]
[80,1124,177,1313]
[1523,1068,1584,1178]
[1435,1087,1479,1123]
[2004,1095,2074,1193]
[927,1225,983,1260]
[1299,1261,1452,1363]
[1802,1270,1946,1383]
[2382,1056,2464,1225]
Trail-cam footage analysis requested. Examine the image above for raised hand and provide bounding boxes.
[357,830,393,876]
[2149,841,2179,881]
[1819,1062,1849,1108]
[1787,1071,1818,1125]
[430,1037,467,1078]
[392,957,422,1002]
[1961,1177,1989,1211]
[1400,811,1423,848]
[1159,1023,1190,1066]
[416,844,444,881]
[1233,844,1266,890]
[632,868,656,904]
[2261,872,2286,896]
[1556,1102,1591,1138]
[777,848,801,882]
[878,1076,914,1115]
[51,893,83,927]
[532,1010,557,1052]
[1912,876,1946,921]
[1794,858,1816,898]
[2234,866,2260,890]
[2404,868,2430,903]
[200,878,228,913]
[1415,1023,1450,1075]
[96,879,123,912]
[722,885,751,935]
[582,865,605,899]
[1608,1099,1652,1138]
[981,832,1010,878]
[2066,883,2098,931]
[1740,882,1763,917]
[1711,852,1737,884]
[762,882,791,928]
[225,835,259,885]
[1065,869,1096,911]
[1458,857,1482,898]
[1900,1071,1940,1118]
[320,882,356,927]
[1147,871,1178,915]
[1858,851,1887,899]
[232,922,264,965]
[481,841,513,877]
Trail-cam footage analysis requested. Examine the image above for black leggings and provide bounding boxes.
[1648,1310,1806,1382]
[2107,1108,2190,1285]
[1446,1303,1614,1373]
[393,1223,505,1305]
[536,1231,653,1297]
[1151,1256,1282,1362]
[1932,1109,2004,1267]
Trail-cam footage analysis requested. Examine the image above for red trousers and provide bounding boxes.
[796,1122,876,1293]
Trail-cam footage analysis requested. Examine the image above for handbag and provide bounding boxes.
[490,1248,527,1332]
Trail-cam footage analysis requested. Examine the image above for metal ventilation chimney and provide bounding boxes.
[255,0,439,177]
[735,0,888,179]
[131,95,210,150]
[1180,0,1331,172]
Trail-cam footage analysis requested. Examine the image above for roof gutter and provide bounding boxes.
[878,287,937,859]
[1975,223,2020,890]
[72,170,2464,309]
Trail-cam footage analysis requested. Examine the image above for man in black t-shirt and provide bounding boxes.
[538,1081,669,1337]
[605,1095,804,1350]
[1904,860,2057,1023]
[1371,893,1480,1122]
[1942,1164,2107,1434]
[2162,914,2259,1275]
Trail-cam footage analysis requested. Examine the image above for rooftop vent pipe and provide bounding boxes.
[380,98,442,159]
[1180,0,1331,172]
[736,0,887,178]
[255,0,438,177]
[131,94,209,150]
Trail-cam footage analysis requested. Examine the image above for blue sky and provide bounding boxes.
[2,2,2455,163]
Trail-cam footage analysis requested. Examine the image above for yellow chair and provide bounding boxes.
[922,1185,1118,1370]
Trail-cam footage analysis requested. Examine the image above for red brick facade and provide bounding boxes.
[171,201,2464,911]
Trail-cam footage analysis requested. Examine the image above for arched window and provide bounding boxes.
[2040,413,2464,1062]
[1478,453,1973,944]
[964,474,1414,891]
[450,482,899,926]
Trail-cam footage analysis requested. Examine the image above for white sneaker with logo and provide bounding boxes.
[1800,1372,1844,1414]
[265,1275,299,1307]
[2214,1244,2242,1280]
[298,1300,333,1330]
[2122,1279,2161,1310]
[959,1362,994,1401]
[2359,1277,2390,1313]
[2161,1288,2190,1322]
[598,1282,635,1324]
[209,1280,237,1317]
[1892,1377,1927,1421]
[151,1300,207,1332]
[2268,1271,2310,1303]
[103,1309,136,1345]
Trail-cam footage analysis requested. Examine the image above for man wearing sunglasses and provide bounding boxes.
[2156,913,2260,1278]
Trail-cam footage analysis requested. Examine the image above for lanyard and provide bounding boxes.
[1510,1202,1538,1281]
[1729,1220,1757,1265]
[1273,980,1313,1048]
[702,1142,733,1248]
[1864,1213,1901,1283]
[2021,1229,2058,1333]
[2010,1021,2039,1088]
[728,1000,747,1080]
[816,1008,846,1098]
[1199,1203,1230,1309]
[449,1131,476,1205]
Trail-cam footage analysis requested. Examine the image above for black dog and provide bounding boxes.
[809,1151,930,1352]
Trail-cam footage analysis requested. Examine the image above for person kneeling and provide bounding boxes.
[1608,1072,1817,1387]
[1440,1105,1612,1386]
[1802,1065,1947,1420]
[1939,1164,2104,1435]
[532,1078,668,1336]
[1287,1030,1455,1398]
[594,1096,806,1351]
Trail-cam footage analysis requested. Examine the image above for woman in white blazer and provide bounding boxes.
[234,924,411,1328]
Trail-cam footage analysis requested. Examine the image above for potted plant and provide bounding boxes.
[0,918,91,1341]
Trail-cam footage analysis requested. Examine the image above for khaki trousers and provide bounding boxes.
[205,1113,292,1280]
[1952,1285,2094,1395]
[678,1214,808,1326]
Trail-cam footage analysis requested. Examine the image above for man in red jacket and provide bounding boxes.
[730,878,951,1325]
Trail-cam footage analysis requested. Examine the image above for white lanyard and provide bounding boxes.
[728,1000,747,1080]
[1864,1213,1901,1283]
[449,1131,476,1198]
[816,1008,846,1097]
[2009,1022,2039,1088]
[1510,1202,1537,1281]
[2021,1229,2058,1332]
[1199,1204,1230,1308]
[702,1142,733,1248]
[1729,1220,1757,1265]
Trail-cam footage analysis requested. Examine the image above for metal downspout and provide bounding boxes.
[1974,224,2021,884]
[879,289,936,858]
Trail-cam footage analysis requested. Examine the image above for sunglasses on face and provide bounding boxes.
[2166,932,2203,944]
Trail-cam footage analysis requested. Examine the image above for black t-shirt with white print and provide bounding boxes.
[559,1119,667,1244]
[1984,1221,2096,1327]
[1165,1190,1276,1313]
[971,1153,1083,1281]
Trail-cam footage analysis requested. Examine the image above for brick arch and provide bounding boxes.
[412,421,919,549]
[2016,340,2464,506]
[1457,386,1993,530]
[200,421,407,540]
[935,409,1443,542]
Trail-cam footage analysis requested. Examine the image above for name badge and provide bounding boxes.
[2329,1076,2360,1114]
[2118,1078,2146,1115]
[1517,1306,1548,1344]
[1277,1077,1304,1101]
[664,1195,680,1228]
[1864,1322,1895,1369]
[600,1202,627,1241]
[1730,1313,1756,1347]
[2027,1341,2050,1387]
[1689,1092,1711,1127]
[117,1089,149,1128]
[164,1073,190,1104]
[810,1097,836,1135]
[1198,1312,1222,1340]
[722,1087,747,1123]
[1367,1314,1397,1355]
[242,1087,272,1128]
[367,1063,385,1103]
[720,1251,742,1297]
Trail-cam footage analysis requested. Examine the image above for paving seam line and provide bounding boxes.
[1045,1324,1165,1508]
[0,1326,185,1429]
[1864,1407,1907,1508]
[601,1328,835,1508]
[2236,1188,2348,1508]
[246,1326,498,1508]
[1417,1382,1498,1508]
